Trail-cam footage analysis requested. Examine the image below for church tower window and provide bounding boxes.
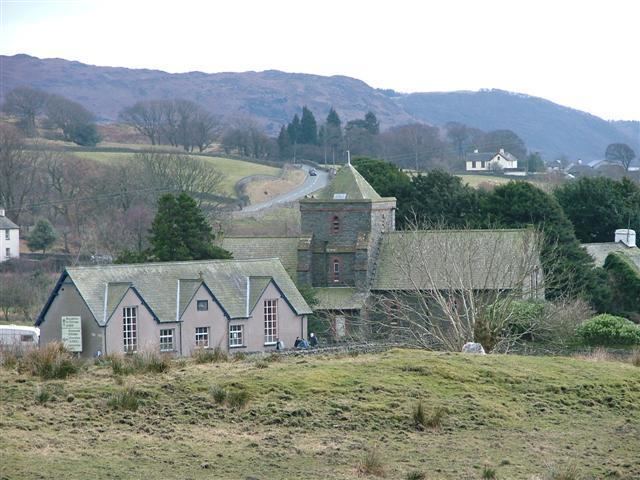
[332,215,340,234]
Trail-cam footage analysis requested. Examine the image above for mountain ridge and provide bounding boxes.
[1,54,638,161]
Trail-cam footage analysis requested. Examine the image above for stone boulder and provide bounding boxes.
[462,342,486,355]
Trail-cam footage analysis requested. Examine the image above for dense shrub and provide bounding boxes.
[107,386,140,411]
[577,314,640,346]
[192,346,228,364]
[210,385,227,404]
[19,343,81,379]
[505,300,546,338]
[226,389,250,410]
[604,252,640,315]
[108,351,171,375]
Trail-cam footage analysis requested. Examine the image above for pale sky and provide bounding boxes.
[1,0,639,120]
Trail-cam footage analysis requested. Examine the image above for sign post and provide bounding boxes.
[61,316,82,353]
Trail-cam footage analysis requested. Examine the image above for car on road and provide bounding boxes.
[309,169,317,176]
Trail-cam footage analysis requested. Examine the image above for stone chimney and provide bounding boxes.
[0,207,5,217]
[615,229,636,248]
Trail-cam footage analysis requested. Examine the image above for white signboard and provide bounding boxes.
[61,316,82,352]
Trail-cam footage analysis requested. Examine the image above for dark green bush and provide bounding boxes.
[505,300,546,338]
[577,314,640,346]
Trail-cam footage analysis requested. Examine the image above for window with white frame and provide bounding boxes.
[264,299,278,344]
[333,258,340,283]
[159,328,175,352]
[229,324,244,347]
[5,247,10,258]
[195,327,209,348]
[123,306,137,353]
[4,230,9,240]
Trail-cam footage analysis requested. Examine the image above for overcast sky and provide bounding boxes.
[1,0,639,120]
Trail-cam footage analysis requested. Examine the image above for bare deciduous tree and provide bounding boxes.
[221,117,273,159]
[2,86,49,136]
[0,125,40,222]
[45,94,95,141]
[366,223,544,352]
[41,152,103,252]
[119,100,165,145]
[132,151,225,209]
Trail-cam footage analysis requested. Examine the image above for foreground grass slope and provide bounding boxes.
[1,349,639,479]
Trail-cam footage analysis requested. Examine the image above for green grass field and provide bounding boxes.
[71,151,280,197]
[2,349,639,479]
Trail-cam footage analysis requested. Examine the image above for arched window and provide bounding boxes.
[332,215,340,234]
[332,258,341,283]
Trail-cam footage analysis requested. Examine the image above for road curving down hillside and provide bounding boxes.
[239,164,329,213]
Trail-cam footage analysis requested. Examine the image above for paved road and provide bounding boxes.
[239,165,329,213]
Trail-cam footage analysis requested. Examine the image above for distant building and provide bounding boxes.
[36,259,312,358]
[465,148,518,172]
[0,207,20,262]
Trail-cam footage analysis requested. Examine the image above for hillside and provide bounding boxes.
[1,54,638,161]
[0,54,413,133]
[397,90,639,161]
[2,349,639,479]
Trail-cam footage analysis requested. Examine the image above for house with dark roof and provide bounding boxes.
[465,148,518,172]
[583,229,639,268]
[36,259,312,358]
[0,207,20,262]
[222,161,542,339]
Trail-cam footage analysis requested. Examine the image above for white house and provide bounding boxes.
[466,148,519,172]
[0,208,20,262]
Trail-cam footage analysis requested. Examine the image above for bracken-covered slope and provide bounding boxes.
[1,54,638,161]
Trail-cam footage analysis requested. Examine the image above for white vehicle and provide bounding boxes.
[0,325,40,350]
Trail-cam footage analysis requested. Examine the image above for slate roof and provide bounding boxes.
[313,287,368,311]
[583,242,640,268]
[466,152,495,162]
[0,215,19,230]
[221,236,300,278]
[41,259,312,326]
[313,164,386,201]
[372,229,539,291]
[467,150,519,164]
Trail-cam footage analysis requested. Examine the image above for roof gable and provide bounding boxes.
[316,164,382,201]
[56,259,311,325]
[0,215,19,230]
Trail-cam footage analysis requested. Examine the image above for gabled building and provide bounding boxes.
[0,207,20,262]
[36,259,312,358]
[465,148,519,172]
[222,162,542,339]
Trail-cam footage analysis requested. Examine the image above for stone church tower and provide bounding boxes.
[298,164,396,290]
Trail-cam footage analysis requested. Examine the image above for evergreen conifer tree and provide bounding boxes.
[299,106,318,144]
[27,219,57,254]
[149,193,231,261]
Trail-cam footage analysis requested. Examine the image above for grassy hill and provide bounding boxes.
[2,349,639,479]
[70,151,280,197]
